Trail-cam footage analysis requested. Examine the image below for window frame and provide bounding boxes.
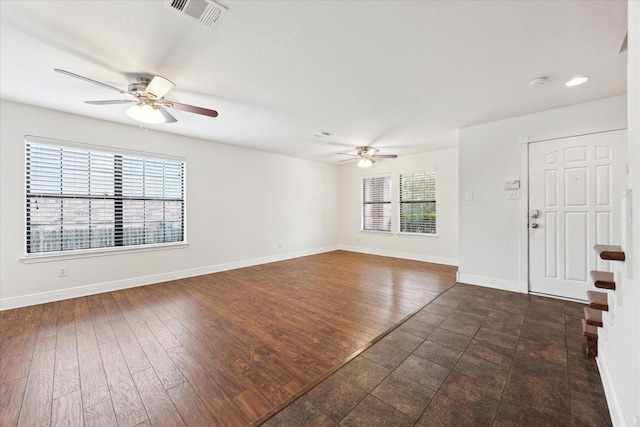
[398,170,436,235]
[361,174,392,233]
[24,136,187,259]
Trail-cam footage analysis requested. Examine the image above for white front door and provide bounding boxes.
[528,130,626,301]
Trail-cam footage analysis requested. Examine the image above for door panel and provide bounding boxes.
[529,130,626,300]
[564,211,587,281]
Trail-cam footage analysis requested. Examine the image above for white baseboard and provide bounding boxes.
[338,245,458,266]
[597,353,625,427]
[0,245,339,310]
[457,273,528,294]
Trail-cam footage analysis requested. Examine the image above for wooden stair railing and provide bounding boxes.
[582,244,625,357]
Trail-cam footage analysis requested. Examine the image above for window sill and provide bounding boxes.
[21,242,190,264]
[360,230,393,235]
[396,232,439,239]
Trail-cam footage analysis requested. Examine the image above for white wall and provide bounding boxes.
[0,100,339,309]
[598,2,640,426]
[337,148,458,266]
[458,95,627,293]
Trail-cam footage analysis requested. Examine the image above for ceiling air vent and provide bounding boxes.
[167,0,227,28]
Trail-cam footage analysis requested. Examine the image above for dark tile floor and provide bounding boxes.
[262,283,612,426]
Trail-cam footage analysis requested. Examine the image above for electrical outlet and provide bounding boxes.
[277,241,282,248]
[57,267,68,277]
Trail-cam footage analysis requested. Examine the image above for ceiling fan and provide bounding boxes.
[54,69,218,124]
[338,146,398,168]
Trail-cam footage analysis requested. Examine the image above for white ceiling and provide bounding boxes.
[0,0,628,164]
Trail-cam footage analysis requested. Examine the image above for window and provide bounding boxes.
[25,138,185,255]
[399,171,436,234]
[362,175,391,232]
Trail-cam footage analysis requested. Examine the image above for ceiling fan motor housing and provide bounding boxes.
[128,79,150,95]
[357,146,378,156]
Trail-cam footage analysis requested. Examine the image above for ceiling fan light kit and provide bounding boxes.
[357,157,373,168]
[126,101,166,124]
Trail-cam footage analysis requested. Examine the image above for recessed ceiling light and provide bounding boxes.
[565,76,589,87]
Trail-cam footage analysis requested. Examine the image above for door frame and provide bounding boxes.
[518,137,530,294]
[519,128,627,299]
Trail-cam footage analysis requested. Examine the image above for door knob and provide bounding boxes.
[530,223,539,229]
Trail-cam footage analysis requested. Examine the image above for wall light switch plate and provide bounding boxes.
[507,190,520,200]
[505,180,520,190]
[465,192,473,201]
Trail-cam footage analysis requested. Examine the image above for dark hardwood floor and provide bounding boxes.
[0,251,457,426]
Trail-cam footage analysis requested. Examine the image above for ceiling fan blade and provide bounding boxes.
[144,76,175,100]
[85,100,135,105]
[339,158,357,162]
[54,69,132,96]
[163,100,218,118]
[372,154,398,159]
[157,106,177,123]
[337,153,357,157]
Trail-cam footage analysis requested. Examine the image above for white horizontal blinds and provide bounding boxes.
[120,156,184,246]
[399,171,436,234]
[26,143,117,252]
[362,175,391,231]
[26,140,185,254]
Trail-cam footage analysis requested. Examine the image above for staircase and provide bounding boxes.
[582,245,625,357]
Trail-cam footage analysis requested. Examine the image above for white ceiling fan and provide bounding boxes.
[338,146,398,168]
[54,69,218,124]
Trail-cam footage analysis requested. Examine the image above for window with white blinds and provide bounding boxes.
[25,139,185,255]
[399,171,436,234]
[362,175,392,232]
